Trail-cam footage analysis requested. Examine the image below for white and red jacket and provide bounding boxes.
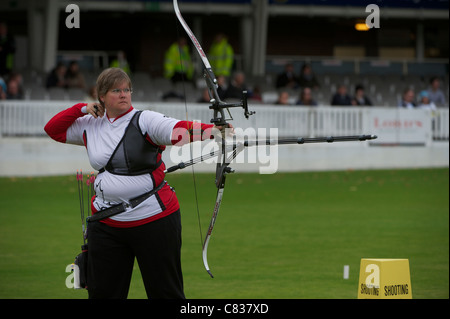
[45,103,214,228]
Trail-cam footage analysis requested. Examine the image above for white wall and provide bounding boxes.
[0,137,448,177]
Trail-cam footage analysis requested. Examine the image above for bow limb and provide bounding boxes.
[173,0,221,104]
[173,0,224,278]
[173,0,210,68]
[202,186,225,278]
[202,132,236,278]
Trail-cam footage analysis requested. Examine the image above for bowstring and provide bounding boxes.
[174,16,204,249]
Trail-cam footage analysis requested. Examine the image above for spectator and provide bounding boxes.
[6,78,23,99]
[0,22,15,77]
[331,85,352,106]
[224,71,247,101]
[0,75,7,93]
[250,85,263,103]
[427,76,446,107]
[351,84,372,106]
[398,88,416,109]
[298,63,319,90]
[86,85,98,102]
[276,63,299,89]
[198,88,212,103]
[0,81,6,100]
[276,90,291,105]
[164,37,193,84]
[209,33,234,78]
[110,50,131,74]
[216,75,227,100]
[296,87,317,106]
[46,62,67,88]
[65,61,86,89]
[8,71,24,94]
[417,90,436,110]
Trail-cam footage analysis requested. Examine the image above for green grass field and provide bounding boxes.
[0,168,448,299]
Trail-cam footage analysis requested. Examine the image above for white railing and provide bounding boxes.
[0,101,448,141]
[432,108,450,140]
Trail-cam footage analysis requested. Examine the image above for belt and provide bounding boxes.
[86,181,167,222]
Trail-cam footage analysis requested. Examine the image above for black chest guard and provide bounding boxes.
[102,111,162,176]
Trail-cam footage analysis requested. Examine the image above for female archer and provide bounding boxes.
[45,67,229,299]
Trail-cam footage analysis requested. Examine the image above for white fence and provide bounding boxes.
[1,101,449,142]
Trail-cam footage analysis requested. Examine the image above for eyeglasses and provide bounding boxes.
[110,88,132,95]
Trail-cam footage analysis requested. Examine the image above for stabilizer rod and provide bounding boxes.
[244,134,378,146]
[164,135,377,173]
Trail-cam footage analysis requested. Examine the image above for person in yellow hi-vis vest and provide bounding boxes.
[208,34,234,78]
[0,22,15,77]
[110,51,131,74]
[164,37,193,83]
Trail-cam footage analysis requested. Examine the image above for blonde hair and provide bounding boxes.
[96,68,132,107]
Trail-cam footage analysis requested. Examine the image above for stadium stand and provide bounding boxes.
[15,60,448,108]
[1,1,447,108]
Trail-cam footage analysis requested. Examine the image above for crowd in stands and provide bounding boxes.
[1,63,448,110]
[46,60,87,90]
[0,26,448,108]
[269,62,447,108]
[192,63,447,109]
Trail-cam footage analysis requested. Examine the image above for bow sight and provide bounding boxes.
[204,67,255,126]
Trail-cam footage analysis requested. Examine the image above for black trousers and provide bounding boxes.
[86,210,185,299]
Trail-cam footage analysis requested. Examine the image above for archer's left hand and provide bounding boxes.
[214,123,235,137]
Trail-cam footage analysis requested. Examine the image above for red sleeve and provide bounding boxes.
[44,103,87,143]
[171,121,215,145]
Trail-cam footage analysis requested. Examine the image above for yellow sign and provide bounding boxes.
[358,259,412,299]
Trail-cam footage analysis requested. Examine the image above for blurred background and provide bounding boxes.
[0,0,448,175]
